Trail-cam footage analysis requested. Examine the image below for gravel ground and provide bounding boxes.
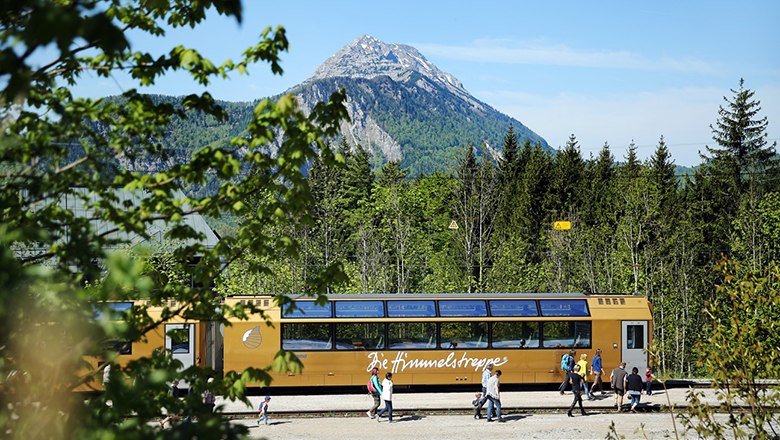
[234,411,718,440]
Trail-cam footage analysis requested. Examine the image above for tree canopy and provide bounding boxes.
[0,1,347,439]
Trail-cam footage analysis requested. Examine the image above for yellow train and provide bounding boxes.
[223,293,652,387]
[83,293,651,389]
[78,300,214,392]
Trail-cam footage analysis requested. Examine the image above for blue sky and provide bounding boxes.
[78,1,780,167]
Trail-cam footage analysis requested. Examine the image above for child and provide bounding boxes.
[645,367,654,396]
[472,392,483,419]
[258,395,271,426]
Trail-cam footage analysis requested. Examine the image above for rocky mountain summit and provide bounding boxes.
[289,35,549,173]
[311,35,474,105]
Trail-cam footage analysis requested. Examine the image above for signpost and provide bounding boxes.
[449,220,459,230]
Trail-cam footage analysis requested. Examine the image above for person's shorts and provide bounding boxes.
[614,388,625,396]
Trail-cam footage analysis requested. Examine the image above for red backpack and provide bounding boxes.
[367,377,376,394]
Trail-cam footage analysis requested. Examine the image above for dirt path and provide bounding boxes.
[237,411,717,439]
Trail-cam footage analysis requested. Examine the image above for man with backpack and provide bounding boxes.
[558,349,576,394]
[366,367,383,419]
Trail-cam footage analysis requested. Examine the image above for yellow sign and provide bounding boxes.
[553,221,571,231]
[449,220,459,230]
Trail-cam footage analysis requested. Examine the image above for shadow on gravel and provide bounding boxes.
[393,414,426,423]
[253,420,292,427]
[501,414,529,422]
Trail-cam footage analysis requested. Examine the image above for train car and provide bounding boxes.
[76,300,218,392]
[222,293,652,388]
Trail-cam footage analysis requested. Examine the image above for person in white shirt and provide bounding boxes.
[486,369,504,422]
[376,372,394,422]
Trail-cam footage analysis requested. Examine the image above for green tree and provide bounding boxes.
[375,161,412,293]
[0,2,348,439]
[580,142,618,293]
[706,79,779,196]
[308,144,348,293]
[683,259,780,440]
[548,134,585,292]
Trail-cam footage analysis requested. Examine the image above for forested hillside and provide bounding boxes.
[218,80,779,377]
[291,74,548,175]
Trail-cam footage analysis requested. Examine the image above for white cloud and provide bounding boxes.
[415,38,718,74]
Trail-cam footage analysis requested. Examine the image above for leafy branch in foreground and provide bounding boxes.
[681,258,780,439]
[0,1,348,439]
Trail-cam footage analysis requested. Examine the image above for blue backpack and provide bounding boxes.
[560,354,570,371]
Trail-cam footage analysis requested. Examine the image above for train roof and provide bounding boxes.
[227,292,646,300]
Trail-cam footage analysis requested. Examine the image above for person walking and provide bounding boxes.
[567,364,587,417]
[474,363,493,419]
[202,377,216,413]
[610,362,627,411]
[590,348,605,395]
[577,353,594,400]
[558,350,576,394]
[366,367,383,419]
[625,367,643,412]
[376,372,394,422]
[257,395,271,425]
[486,369,504,422]
[160,380,185,428]
[645,367,654,395]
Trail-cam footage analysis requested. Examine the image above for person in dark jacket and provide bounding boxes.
[160,380,186,428]
[558,349,576,394]
[624,367,644,412]
[566,364,587,417]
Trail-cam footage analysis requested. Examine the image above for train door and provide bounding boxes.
[166,323,196,379]
[621,321,648,373]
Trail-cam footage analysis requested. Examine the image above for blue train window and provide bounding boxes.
[283,301,333,318]
[539,299,590,317]
[387,300,436,317]
[438,300,488,317]
[335,301,385,318]
[489,300,539,317]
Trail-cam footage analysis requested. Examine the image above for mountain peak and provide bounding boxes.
[310,35,469,98]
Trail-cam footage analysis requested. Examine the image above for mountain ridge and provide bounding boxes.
[97,35,551,177]
[288,35,550,173]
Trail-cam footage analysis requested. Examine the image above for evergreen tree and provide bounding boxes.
[549,134,586,292]
[494,127,523,244]
[706,78,779,195]
[584,142,616,226]
[580,142,618,293]
[551,134,586,217]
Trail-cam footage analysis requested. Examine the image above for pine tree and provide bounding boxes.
[706,78,779,194]
[551,134,586,218]
[494,126,523,241]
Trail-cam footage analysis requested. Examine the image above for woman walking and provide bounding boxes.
[577,354,594,400]
[625,367,643,412]
[376,372,394,423]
